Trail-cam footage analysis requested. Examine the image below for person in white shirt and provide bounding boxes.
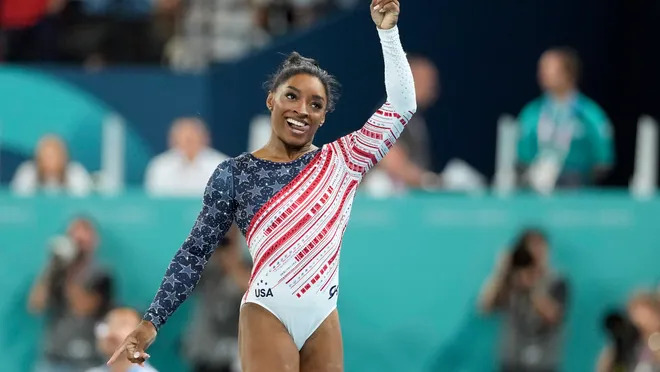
[11,134,93,197]
[144,117,228,197]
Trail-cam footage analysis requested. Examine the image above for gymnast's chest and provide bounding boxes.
[232,160,305,232]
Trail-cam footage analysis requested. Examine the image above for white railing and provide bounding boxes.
[98,113,126,195]
[492,114,519,196]
[630,115,658,199]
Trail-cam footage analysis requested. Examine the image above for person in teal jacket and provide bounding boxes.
[518,47,615,188]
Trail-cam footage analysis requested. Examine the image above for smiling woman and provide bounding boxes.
[259,52,341,155]
[109,1,416,371]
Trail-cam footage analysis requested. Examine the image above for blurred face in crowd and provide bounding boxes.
[538,51,576,96]
[629,296,660,336]
[97,308,141,358]
[36,135,69,181]
[67,218,98,257]
[170,118,209,161]
[526,232,549,270]
[409,57,439,110]
[267,73,327,149]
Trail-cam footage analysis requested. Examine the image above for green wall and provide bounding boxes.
[1,191,659,372]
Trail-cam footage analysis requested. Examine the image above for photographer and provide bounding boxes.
[597,293,660,371]
[479,229,569,372]
[28,216,114,372]
[182,224,251,372]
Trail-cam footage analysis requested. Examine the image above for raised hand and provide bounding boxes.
[106,320,157,367]
[370,0,400,30]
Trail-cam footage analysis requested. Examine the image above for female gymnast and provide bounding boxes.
[108,0,415,370]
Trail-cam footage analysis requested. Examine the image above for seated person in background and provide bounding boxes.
[144,117,228,197]
[87,307,158,372]
[11,134,93,196]
[362,54,485,196]
[479,229,569,372]
[29,216,114,372]
[517,47,614,192]
[597,292,660,372]
[361,55,442,195]
[183,225,250,372]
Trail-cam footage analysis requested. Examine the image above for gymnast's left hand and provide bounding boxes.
[371,0,400,30]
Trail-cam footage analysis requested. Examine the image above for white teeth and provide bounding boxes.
[287,118,306,128]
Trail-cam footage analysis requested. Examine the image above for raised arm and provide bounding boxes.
[335,0,416,175]
[108,160,237,366]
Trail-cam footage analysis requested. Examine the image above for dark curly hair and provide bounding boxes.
[265,52,341,112]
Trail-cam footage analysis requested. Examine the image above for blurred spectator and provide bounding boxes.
[87,307,158,372]
[57,0,165,67]
[0,0,64,62]
[165,0,269,70]
[144,117,228,197]
[254,0,331,37]
[375,55,441,191]
[479,229,569,372]
[11,134,94,197]
[597,293,660,372]
[518,47,615,193]
[183,225,249,372]
[28,216,115,372]
[362,55,487,196]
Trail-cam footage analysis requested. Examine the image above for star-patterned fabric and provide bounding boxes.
[143,150,320,330]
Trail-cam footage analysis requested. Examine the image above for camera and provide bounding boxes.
[49,235,77,265]
[510,244,535,270]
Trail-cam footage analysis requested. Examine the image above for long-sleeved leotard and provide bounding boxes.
[144,26,416,349]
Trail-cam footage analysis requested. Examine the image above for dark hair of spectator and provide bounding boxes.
[516,227,548,247]
[265,52,341,112]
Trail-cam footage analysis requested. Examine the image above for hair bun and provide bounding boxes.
[284,51,320,68]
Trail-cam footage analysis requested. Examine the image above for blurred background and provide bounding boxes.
[1,0,660,371]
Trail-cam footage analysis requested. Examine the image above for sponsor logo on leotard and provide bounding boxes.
[328,285,338,300]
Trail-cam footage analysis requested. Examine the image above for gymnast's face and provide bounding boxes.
[267,73,327,148]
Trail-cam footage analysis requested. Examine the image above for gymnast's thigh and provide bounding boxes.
[239,302,299,372]
[299,309,344,372]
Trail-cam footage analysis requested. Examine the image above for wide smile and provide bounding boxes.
[286,118,309,135]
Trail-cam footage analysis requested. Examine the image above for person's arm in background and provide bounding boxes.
[595,345,614,372]
[379,144,441,189]
[10,162,38,196]
[582,101,615,183]
[66,267,113,317]
[28,262,59,313]
[530,277,568,325]
[516,100,541,178]
[478,252,511,314]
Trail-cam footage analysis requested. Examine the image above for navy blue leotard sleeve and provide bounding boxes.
[143,160,236,330]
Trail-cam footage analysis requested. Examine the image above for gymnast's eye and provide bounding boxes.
[285,93,297,100]
[311,101,323,110]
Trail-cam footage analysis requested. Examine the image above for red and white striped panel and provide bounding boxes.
[244,102,412,298]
